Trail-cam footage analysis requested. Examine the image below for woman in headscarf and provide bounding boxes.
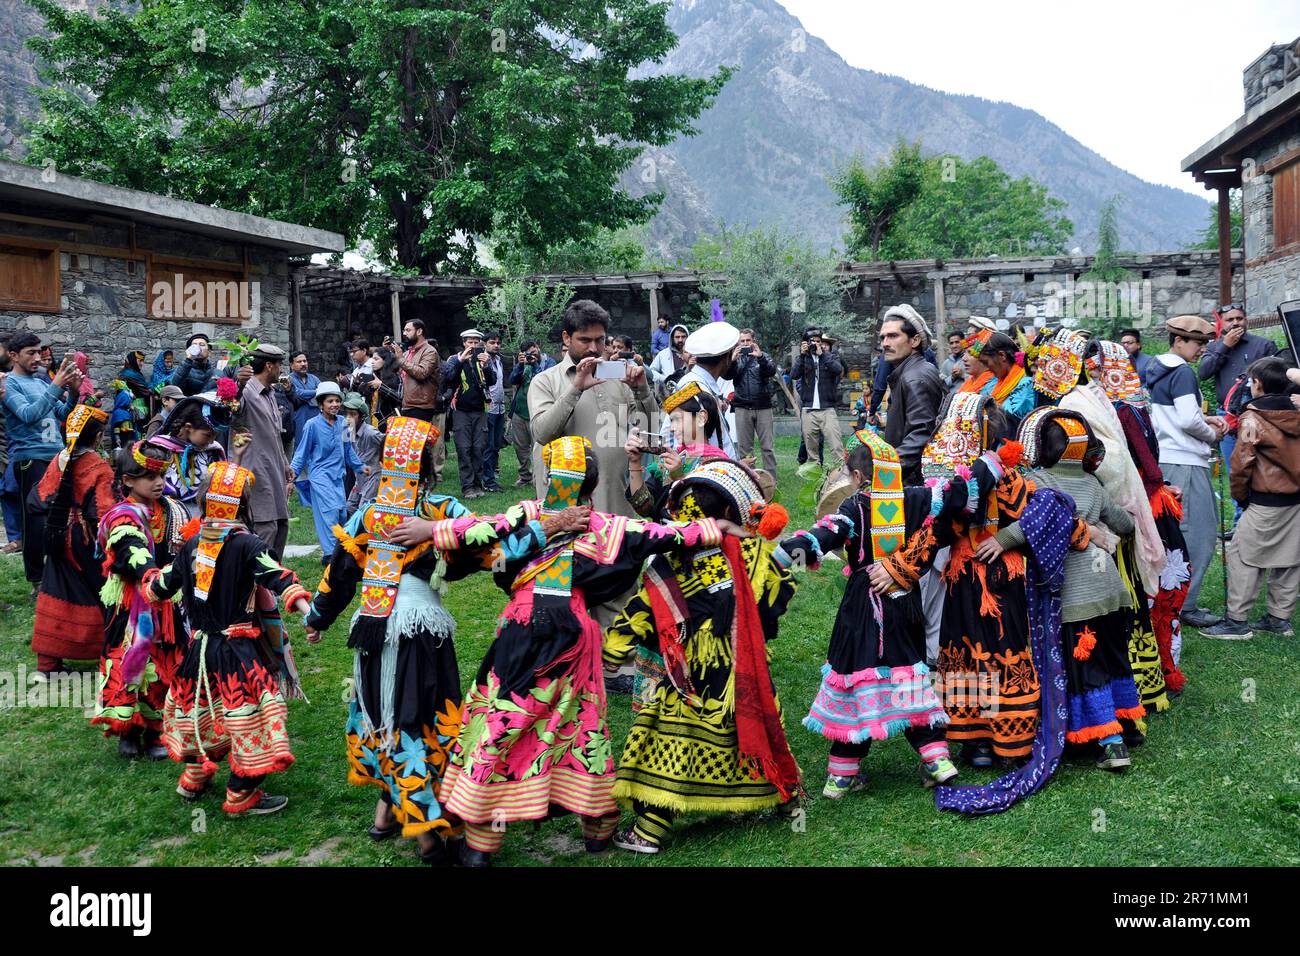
[366,346,404,426]
[30,404,116,678]
[74,352,95,402]
[303,418,588,865]
[390,435,746,866]
[1062,342,1170,722]
[921,391,1043,770]
[143,459,312,816]
[150,350,175,390]
[92,438,192,759]
[152,396,228,517]
[1084,340,1188,699]
[607,460,800,855]
[992,409,1143,772]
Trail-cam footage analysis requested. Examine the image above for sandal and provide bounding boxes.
[367,822,401,841]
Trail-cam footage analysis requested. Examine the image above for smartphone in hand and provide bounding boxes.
[595,360,627,381]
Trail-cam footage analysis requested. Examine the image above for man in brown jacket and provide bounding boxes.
[396,318,445,483]
[1205,357,1300,639]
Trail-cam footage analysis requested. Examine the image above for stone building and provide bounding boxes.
[1184,34,1300,321]
[0,159,343,379]
[296,249,1236,410]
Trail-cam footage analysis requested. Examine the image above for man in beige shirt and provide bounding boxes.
[528,300,658,519]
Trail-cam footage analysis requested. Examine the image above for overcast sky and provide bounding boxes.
[778,0,1297,196]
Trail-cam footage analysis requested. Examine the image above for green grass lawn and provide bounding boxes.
[1,436,1297,867]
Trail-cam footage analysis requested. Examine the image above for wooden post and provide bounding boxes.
[390,286,402,343]
[933,273,947,357]
[643,281,661,349]
[290,274,302,352]
[1217,185,1233,308]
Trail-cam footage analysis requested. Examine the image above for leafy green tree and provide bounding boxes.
[687,225,854,357]
[25,0,727,273]
[831,140,926,259]
[464,278,576,353]
[1192,189,1243,250]
[1072,196,1139,339]
[491,225,649,275]
[878,154,1073,260]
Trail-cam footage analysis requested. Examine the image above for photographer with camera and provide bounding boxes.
[791,326,844,470]
[480,332,507,493]
[440,328,497,499]
[731,328,778,475]
[507,340,545,486]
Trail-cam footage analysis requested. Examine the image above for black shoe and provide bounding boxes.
[1202,618,1252,640]
[458,847,493,868]
[1181,608,1222,629]
[243,793,289,815]
[117,734,141,759]
[1096,742,1131,771]
[367,822,401,841]
[145,742,169,761]
[585,837,611,854]
[418,838,453,867]
[483,484,502,493]
[605,672,634,695]
[1249,614,1295,637]
[1123,727,1145,748]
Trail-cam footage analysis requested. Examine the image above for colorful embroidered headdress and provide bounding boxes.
[193,461,254,602]
[356,417,436,634]
[1018,407,1099,471]
[845,427,905,560]
[1032,328,1089,400]
[922,391,988,480]
[662,379,705,415]
[669,458,763,525]
[64,402,108,455]
[130,438,171,474]
[963,328,993,359]
[530,436,592,612]
[1086,340,1148,407]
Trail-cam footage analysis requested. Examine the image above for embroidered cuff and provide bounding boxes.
[681,517,722,548]
[280,583,309,611]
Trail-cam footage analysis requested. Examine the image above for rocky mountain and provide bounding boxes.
[2,0,1210,261]
[627,0,1211,260]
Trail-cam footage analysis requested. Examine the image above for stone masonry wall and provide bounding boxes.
[0,198,292,383]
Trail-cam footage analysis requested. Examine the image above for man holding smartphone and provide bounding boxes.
[528,300,656,518]
[731,328,778,475]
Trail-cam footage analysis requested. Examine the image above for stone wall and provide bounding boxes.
[1241,120,1300,312]
[0,198,293,383]
[1243,37,1300,112]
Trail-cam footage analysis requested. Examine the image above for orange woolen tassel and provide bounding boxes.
[180,517,202,541]
[757,503,790,540]
[1073,625,1097,661]
[998,440,1025,469]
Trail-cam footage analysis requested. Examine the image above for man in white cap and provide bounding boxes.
[661,318,739,457]
[440,328,497,498]
[880,304,941,485]
[291,380,367,561]
[242,344,294,558]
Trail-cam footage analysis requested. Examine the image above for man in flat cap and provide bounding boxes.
[791,326,845,470]
[441,328,497,499]
[241,343,294,559]
[1147,314,1229,629]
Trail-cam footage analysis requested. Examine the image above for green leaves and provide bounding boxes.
[833,141,1073,262]
[24,0,726,274]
